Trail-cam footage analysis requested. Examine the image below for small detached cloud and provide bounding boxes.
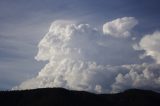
[103,17,138,38]
[134,31,160,64]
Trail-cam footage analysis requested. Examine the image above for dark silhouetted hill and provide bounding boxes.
[0,88,160,106]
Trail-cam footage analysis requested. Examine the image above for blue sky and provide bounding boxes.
[0,0,160,91]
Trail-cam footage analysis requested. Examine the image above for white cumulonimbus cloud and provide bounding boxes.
[136,31,160,64]
[13,17,160,93]
[103,17,138,38]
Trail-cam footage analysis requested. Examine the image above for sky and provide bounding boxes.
[0,0,160,93]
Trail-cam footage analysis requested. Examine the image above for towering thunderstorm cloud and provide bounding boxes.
[14,17,160,93]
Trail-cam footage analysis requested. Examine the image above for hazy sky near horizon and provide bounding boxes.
[0,0,160,92]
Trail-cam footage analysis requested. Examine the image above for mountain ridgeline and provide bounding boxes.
[0,88,160,106]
